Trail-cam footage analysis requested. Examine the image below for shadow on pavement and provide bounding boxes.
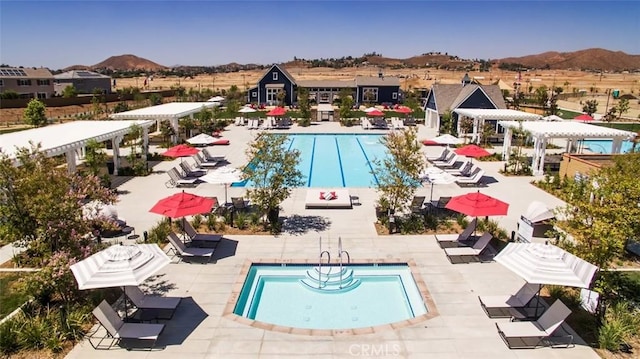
[281,215,332,235]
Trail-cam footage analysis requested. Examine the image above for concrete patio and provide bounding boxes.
[64,121,598,358]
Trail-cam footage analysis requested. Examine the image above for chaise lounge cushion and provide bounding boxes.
[306,189,352,209]
[212,139,230,145]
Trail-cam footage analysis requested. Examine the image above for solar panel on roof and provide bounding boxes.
[0,69,27,76]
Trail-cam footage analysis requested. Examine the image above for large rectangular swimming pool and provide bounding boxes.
[235,134,388,188]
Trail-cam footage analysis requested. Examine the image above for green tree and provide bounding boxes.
[243,134,304,232]
[440,109,454,135]
[148,93,163,106]
[338,88,353,120]
[583,100,599,116]
[61,85,77,98]
[23,99,48,127]
[371,128,425,216]
[505,121,531,175]
[535,86,549,113]
[297,87,311,124]
[459,117,474,143]
[276,90,287,107]
[615,98,630,120]
[0,144,117,261]
[226,99,241,115]
[84,139,107,177]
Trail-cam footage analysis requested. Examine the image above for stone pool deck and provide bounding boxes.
[64,122,597,358]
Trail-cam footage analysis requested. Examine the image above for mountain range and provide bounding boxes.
[63,48,640,73]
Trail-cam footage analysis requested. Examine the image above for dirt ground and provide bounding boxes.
[2,67,639,125]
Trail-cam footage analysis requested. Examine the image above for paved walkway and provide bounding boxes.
[6,120,599,358]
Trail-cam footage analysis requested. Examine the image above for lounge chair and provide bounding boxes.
[410,196,426,214]
[179,161,207,178]
[404,117,416,126]
[361,117,372,129]
[125,286,181,320]
[496,299,574,349]
[427,148,450,162]
[201,148,226,163]
[456,168,485,187]
[445,160,472,175]
[444,231,493,263]
[167,233,214,263]
[165,167,198,188]
[433,153,459,168]
[192,154,219,169]
[248,118,260,129]
[435,218,478,248]
[234,117,244,126]
[183,221,222,248]
[89,300,165,350]
[231,197,249,212]
[478,282,540,318]
[372,118,388,129]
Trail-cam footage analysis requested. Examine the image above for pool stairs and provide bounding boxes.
[301,236,359,292]
[300,266,361,293]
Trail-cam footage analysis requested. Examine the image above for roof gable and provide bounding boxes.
[430,84,506,114]
[260,64,296,85]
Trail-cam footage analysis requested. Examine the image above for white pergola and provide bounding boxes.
[0,120,155,175]
[499,120,637,175]
[109,102,218,143]
[453,109,542,143]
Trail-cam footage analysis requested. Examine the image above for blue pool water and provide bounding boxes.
[233,264,428,330]
[234,134,388,188]
[582,139,634,154]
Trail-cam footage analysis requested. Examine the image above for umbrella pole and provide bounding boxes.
[224,184,228,205]
[534,284,542,318]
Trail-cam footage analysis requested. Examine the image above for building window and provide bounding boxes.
[362,87,378,102]
[392,92,398,100]
[17,79,32,86]
[37,79,50,86]
[266,88,281,105]
[252,91,257,98]
[0,80,3,87]
[37,93,47,99]
[272,72,278,81]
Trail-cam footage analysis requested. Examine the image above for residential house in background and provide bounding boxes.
[424,73,506,133]
[54,70,112,95]
[0,67,55,99]
[248,65,401,106]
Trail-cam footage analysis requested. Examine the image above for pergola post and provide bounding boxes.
[65,149,77,174]
[472,117,479,144]
[532,136,547,176]
[142,126,149,167]
[502,128,512,161]
[170,117,179,144]
[612,138,623,153]
[112,135,122,176]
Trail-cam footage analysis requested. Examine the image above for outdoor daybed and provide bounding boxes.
[305,189,352,209]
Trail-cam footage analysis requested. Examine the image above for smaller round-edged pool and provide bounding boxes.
[233,263,428,330]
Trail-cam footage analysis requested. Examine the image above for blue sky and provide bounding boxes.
[1,1,638,69]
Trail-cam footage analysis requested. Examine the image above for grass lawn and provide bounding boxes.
[593,122,640,132]
[557,108,583,119]
[0,272,30,319]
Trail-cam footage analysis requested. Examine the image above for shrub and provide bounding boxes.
[235,212,248,230]
[18,314,52,350]
[398,214,425,234]
[146,219,172,245]
[191,214,203,230]
[206,214,217,231]
[0,318,20,355]
[21,251,79,305]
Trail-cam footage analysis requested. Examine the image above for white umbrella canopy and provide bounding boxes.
[200,166,243,204]
[187,133,216,146]
[207,96,225,102]
[363,107,378,113]
[82,200,118,221]
[432,134,463,145]
[420,167,456,202]
[70,243,170,290]
[523,201,555,223]
[495,242,598,288]
[238,106,257,113]
[542,115,563,121]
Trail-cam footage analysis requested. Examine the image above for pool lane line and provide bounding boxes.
[334,137,346,187]
[308,136,316,187]
[355,137,379,185]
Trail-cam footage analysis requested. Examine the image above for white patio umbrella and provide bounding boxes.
[238,106,257,114]
[432,134,463,146]
[207,96,225,102]
[495,242,599,316]
[419,167,456,202]
[199,166,243,205]
[82,200,118,221]
[187,133,216,146]
[70,243,170,317]
[363,107,378,113]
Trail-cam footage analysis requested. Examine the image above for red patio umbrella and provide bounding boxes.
[162,144,199,158]
[366,109,385,117]
[149,191,214,218]
[455,144,491,162]
[574,114,594,122]
[445,191,509,218]
[395,106,413,114]
[266,107,287,116]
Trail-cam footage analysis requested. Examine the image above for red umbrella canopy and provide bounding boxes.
[445,191,509,217]
[266,107,287,116]
[366,109,385,117]
[455,144,491,158]
[162,144,199,158]
[574,114,594,121]
[395,106,413,114]
[149,191,214,218]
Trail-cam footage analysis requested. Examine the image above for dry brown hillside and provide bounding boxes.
[91,54,166,71]
[497,48,640,71]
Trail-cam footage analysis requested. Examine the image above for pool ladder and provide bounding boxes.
[318,236,331,289]
[301,237,358,292]
[338,237,351,289]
